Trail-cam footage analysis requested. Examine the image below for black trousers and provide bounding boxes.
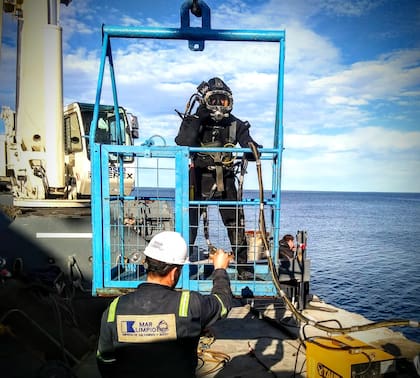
[189,167,250,272]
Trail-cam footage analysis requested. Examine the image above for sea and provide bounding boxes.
[138,188,420,343]
[277,190,420,344]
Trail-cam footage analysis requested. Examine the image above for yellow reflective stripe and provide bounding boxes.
[213,294,227,317]
[107,297,120,323]
[96,350,116,363]
[179,291,190,317]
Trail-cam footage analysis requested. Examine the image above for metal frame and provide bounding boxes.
[90,0,286,296]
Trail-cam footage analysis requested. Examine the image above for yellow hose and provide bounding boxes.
[248,142,419,334]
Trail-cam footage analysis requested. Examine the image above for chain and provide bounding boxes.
[191,0,202,17]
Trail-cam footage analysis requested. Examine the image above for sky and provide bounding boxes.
[0,0,419,193]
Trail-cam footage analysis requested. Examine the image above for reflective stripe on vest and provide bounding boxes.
[96,349,117,363]
[106,291,190,322]
[179,291,190,317]
[107,297,120,322]
[213,294,227,317]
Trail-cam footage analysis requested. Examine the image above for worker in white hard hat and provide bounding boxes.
[96,231,233,378]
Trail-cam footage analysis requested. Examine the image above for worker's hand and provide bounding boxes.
[210,248,232,270]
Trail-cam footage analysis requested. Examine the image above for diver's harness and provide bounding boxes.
[177,83,238,194]
[197,124,237,194]
[200,147,247,254]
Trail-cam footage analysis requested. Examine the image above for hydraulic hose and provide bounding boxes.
[0,308,80,364]
[248,142,419,334]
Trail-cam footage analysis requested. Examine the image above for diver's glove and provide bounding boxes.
[175,115,201,146]
[196,105,211,121]
[244,142,263,161]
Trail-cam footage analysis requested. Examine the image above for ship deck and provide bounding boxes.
[73,295,420,378]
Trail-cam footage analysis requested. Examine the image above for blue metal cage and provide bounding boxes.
[90,0,286,297]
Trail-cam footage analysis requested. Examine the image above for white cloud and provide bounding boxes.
[283,152,420,192]
[2,0,419,192]
[283,127,420,192]
[285,22,342,75]
[286,127,420,153]
[120,16,143,27]
[316,0,385,17]
[0,44,16,108]
[60,1,95,50]
[308,49,420,102]
[79,4,419,193]
[326,96,368,106]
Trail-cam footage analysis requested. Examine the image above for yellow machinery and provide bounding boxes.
[306,335,397,378]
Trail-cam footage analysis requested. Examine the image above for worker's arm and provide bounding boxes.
[96,306,118,377]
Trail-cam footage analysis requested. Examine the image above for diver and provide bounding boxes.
[175,77,261,280]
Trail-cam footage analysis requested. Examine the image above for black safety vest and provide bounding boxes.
[97,283,228,378]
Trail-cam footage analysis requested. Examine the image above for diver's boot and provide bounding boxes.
[237,246,254,280]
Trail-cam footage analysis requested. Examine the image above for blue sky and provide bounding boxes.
[1,0,419,192]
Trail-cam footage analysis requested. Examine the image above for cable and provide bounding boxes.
[248,142,420,335]
[196,333,231,377]
[356,352,373,376]
[293,341,306,378]
[50,293,68,365]
[0,308,80,364]
[142,134,167,147]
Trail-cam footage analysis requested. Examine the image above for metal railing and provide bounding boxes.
[90,0,286,297]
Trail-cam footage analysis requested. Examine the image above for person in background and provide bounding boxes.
[175,77,261,280]
[278,234,296,271]
[96,231,233,378]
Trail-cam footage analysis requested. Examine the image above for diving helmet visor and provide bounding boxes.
[204,90,233,114]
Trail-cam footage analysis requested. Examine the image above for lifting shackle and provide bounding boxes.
[180,0,211,51]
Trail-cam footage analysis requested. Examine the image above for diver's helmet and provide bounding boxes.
[203,77,233,121]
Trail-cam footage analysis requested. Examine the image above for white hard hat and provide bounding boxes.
[144,231,189,265]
